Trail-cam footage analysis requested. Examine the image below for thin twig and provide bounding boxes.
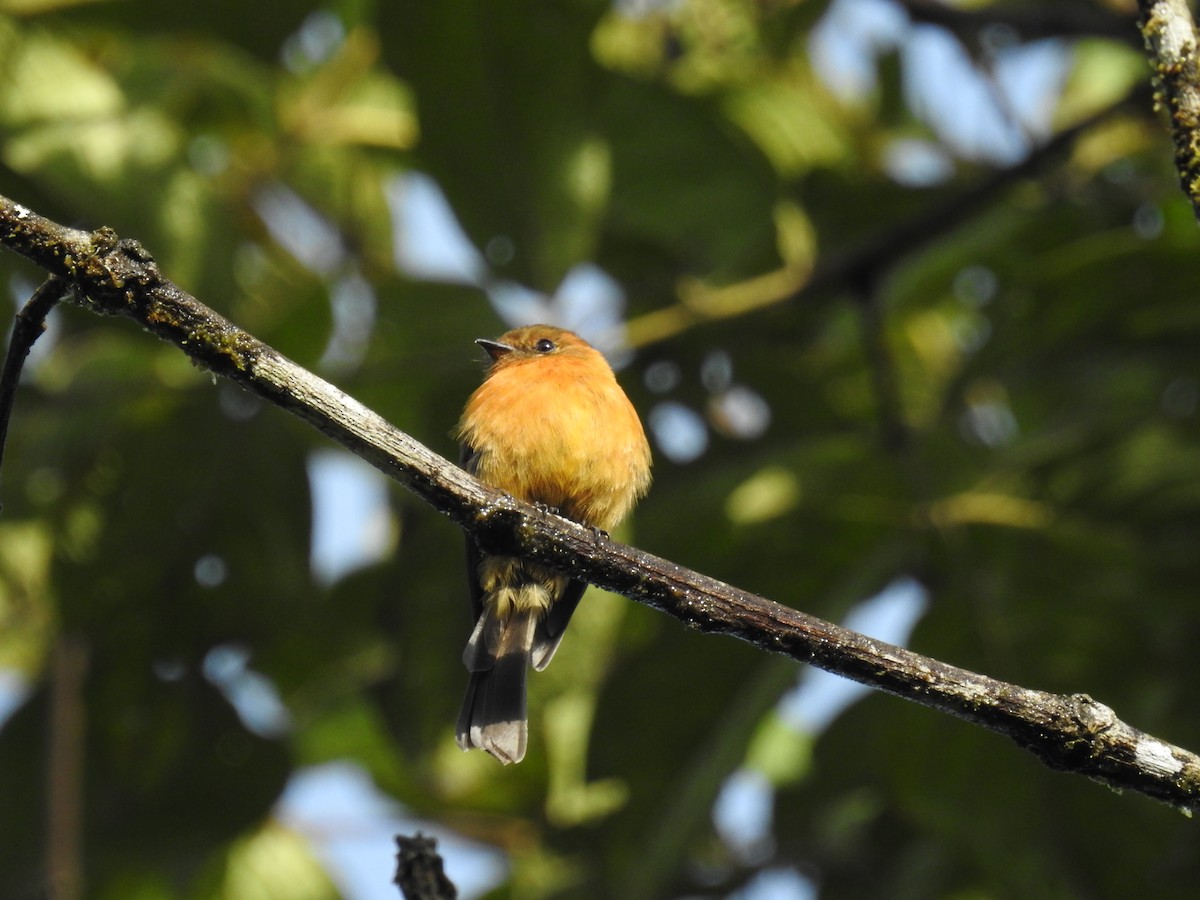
[898,0,1139,45]
[0,277,68,509]
[3,195,1200,812]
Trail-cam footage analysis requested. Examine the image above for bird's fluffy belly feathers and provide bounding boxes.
[461,357,650,530]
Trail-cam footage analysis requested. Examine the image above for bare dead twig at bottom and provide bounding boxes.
[394,833,457,900]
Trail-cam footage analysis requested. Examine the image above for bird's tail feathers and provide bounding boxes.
[456,609,538,765]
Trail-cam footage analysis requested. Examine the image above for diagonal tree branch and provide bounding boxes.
[3,193,1200,812]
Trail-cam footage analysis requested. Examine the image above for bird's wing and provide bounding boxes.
[530,578,587,671]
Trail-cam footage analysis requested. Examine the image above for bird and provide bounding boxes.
[454,324,652,764]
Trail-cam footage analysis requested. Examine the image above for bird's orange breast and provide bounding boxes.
[458,353,651,531]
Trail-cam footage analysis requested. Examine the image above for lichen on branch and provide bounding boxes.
[1139,0,1200,221]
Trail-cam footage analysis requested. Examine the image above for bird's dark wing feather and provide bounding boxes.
[530,579,586,671]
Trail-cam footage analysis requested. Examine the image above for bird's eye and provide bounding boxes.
[535,338,556,353]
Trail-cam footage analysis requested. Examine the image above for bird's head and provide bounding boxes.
[476,325,597,367]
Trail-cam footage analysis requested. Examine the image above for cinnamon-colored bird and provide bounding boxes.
[455,325,652,764]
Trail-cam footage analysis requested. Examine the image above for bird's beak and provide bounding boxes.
[476,338,516,361]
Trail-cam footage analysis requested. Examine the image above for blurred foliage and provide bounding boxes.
[1,0,1198,898]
